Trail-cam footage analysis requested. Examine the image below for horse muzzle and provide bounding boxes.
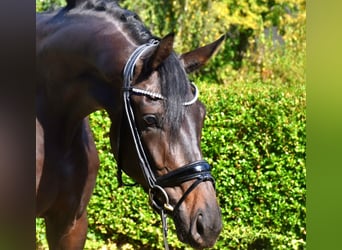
[149,160,222,248]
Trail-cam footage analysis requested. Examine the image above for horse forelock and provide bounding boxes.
[158,53,189,138]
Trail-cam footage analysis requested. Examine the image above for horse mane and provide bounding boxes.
[65,0,189,137]
[64,0,153,43]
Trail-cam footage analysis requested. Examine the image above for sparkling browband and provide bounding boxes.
[127,82,199,106]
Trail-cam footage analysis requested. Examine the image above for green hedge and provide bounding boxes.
[200,81,306,249]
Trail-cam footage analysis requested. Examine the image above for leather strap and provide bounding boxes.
[120,40,216,250]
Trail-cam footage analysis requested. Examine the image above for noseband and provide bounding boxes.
[120,39,215,249]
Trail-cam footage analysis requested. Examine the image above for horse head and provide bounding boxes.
[111,33,226,248]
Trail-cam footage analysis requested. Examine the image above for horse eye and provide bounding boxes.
[143,114,158,127]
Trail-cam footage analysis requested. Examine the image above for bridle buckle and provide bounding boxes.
[149,185,174,213]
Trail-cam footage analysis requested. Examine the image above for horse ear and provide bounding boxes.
[149,33,175,70]
[180,34,227,73]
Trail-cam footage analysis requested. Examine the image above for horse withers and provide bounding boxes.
[36,0,225,248]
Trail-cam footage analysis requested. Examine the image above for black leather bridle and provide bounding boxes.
[119,39,215,249]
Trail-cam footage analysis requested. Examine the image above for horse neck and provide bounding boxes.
[37,15,141,148]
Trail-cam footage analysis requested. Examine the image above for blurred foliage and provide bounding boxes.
[36,0,66,11]
[36,0,305,72]
[36,0,306,249]
[119,0,306,83]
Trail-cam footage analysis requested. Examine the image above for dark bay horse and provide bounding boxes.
[36,0,225,249]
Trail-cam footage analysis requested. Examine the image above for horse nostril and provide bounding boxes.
[190,209,222,248]
[196,213,204,236]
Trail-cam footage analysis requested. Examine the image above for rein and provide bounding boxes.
[119,39,215,250]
